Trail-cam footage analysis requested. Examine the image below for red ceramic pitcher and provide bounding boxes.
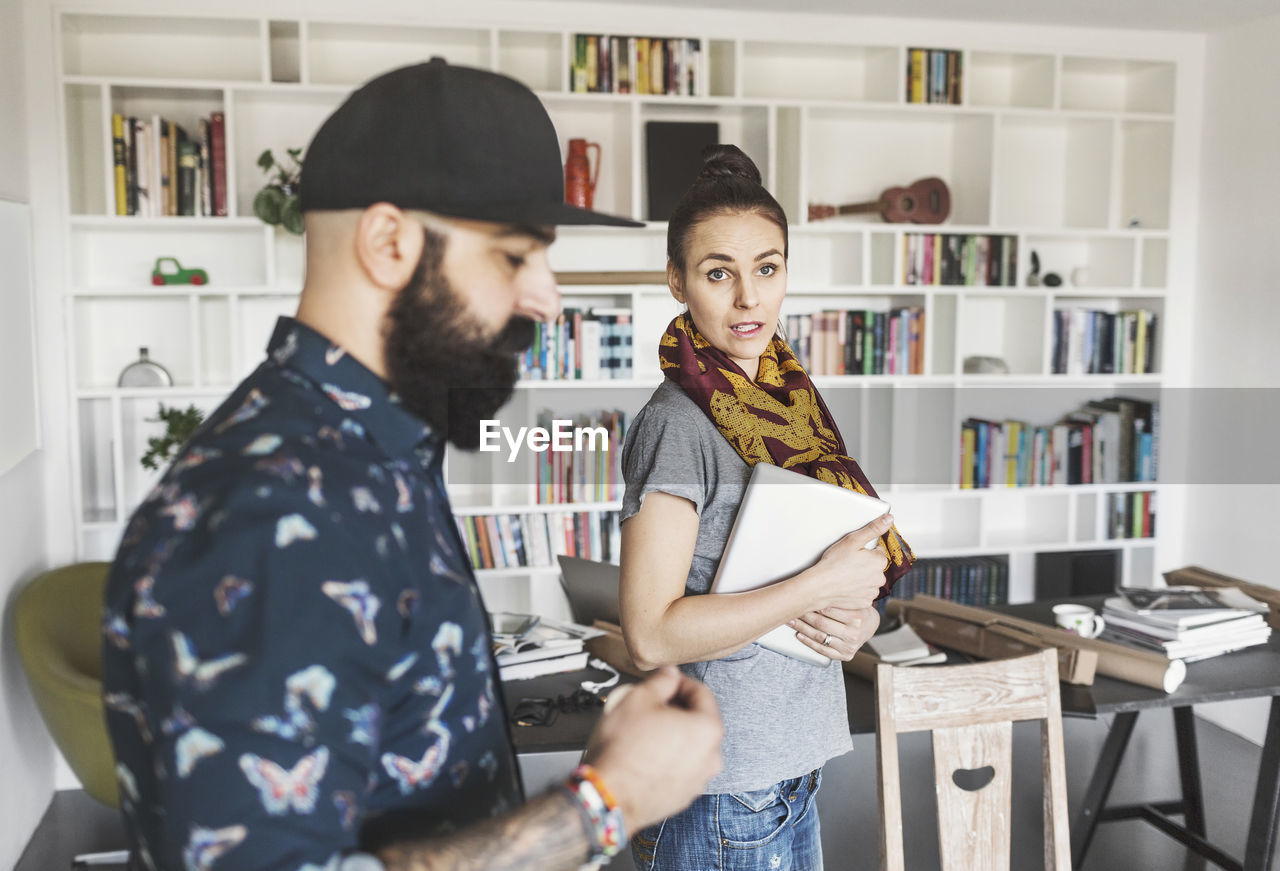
[564,138,601,209]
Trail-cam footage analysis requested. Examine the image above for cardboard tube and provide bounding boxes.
[903,596,1186,693]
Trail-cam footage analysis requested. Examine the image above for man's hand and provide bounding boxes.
[788,605,880,662]
[582,666,723,832]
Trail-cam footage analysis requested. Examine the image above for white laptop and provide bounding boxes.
[710,462,891,666]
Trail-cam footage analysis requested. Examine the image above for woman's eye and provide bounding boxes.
[707,267,728,281]
[504,253,526,270]
[759,263,777,276]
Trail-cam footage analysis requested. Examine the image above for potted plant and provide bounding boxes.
[140,404,205,471]
[253,148,304,236]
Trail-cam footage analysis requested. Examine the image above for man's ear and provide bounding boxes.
[667,261,685,304]
[353,203,423,292]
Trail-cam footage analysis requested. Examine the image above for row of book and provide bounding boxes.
[890,555,1009,607]
[906,47,963,104]
[960,395,1159,488]
[455,510,621,570]
[1051,308,1159,375]
[570,34,701,96]
[786,307,926,376]
[519,309,634,381]
[903,234,1018,286]
[534,410,627,505]
[1101,585,1271,662]
[111,112,228,218]
[1104,490,1156,540]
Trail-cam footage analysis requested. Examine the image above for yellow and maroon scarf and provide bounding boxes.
[659,312,914,595]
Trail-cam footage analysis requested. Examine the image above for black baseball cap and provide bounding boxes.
[300,58,642,228]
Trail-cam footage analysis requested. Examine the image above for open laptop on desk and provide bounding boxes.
[556,555,621,627]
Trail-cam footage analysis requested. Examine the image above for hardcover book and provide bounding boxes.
[645,120,719,221]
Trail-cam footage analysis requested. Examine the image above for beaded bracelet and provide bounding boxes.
[561,763,626,865]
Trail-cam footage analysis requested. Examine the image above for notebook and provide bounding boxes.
[710,462,891,666]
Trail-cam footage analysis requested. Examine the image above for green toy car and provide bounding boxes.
[151,257,209,286]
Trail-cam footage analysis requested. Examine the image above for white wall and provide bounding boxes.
[1183,11,1280,745]
[0,0,56,865]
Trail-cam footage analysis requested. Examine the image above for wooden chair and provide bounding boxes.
[875,648,1071,871]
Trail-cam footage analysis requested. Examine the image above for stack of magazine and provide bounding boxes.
[1101,586,1272,662]
[490,614,603,681]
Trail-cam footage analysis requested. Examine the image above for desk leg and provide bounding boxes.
[1073,710,1139,868]
[1174,706,1207,837]
[1244,696,1280,871]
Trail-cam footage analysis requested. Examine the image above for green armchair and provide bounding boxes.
[13,561,119,808]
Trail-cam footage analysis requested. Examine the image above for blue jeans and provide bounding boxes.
[631,769,824,871]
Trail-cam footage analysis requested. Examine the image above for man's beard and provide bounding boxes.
[383,229,536,449]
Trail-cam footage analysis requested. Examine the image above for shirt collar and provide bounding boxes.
[265,317,443,461]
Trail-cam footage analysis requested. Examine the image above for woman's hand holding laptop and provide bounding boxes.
[782,513,894,661]
[788,605,880,662]
[807,513,895,611]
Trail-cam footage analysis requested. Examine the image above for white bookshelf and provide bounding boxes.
[54,9,1188,614]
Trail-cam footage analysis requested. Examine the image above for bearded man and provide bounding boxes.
[102,59,722,871]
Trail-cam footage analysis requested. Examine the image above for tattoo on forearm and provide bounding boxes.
[377,791,592,871]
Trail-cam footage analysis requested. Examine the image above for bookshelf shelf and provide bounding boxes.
[54,8,1190,609]
[474,567,564,579]
[925,539,1156,558]
[72,284,296,297]
[966,51,1055,109]
[304,22,492,86]
[956,373,1163,385]
[453,501,623,516]
[61,14,264,81]
[68,215,260,228]
[740,41,900,102]
[882,480,1165,499]
[76,386,239,400]
[1059,57,1175,115]
[513,379,661,391]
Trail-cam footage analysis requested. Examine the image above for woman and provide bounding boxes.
[618,145,914,871]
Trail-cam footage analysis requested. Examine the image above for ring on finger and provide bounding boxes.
[822,634,832,647]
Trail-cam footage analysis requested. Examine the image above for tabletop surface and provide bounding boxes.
[503,596,1280,752]
[996,596,1280,716]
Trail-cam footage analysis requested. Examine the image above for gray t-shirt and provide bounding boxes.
[620,379,854,793]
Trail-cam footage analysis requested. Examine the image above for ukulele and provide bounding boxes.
[808,176,951,224]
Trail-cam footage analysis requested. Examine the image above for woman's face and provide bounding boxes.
[670,210,787,381]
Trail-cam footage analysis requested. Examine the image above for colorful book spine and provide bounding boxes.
[178,137,197,217]
[111,113,128,216]
[210,111,228,217]
[891,556,1007,606]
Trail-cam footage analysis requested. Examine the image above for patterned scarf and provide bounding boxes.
[659,312,914,594]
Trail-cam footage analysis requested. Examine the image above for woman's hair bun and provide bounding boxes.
[696,144,762,185]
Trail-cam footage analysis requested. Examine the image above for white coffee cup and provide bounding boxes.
[1052,604,1105,639]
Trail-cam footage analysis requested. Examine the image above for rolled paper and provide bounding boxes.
[899,596,1187,693]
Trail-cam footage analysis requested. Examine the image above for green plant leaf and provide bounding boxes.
[140,403,205,471]
[254,186,286,225]
[257,149,275,172]
[280,195,304,236]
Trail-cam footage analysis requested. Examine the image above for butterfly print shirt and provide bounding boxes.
[103,317,522,871]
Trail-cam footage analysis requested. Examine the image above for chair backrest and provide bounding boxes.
[875,648,1070,871]
[13,562,119,808]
